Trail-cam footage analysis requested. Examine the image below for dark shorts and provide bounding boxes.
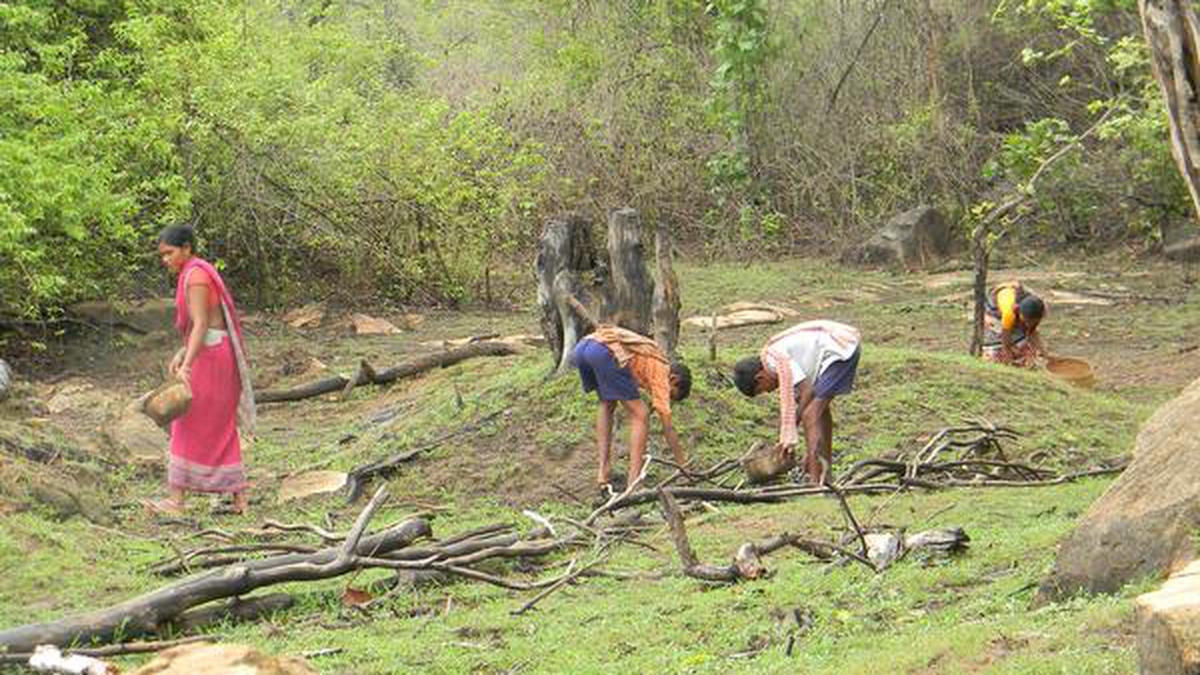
[813,347,861,399]
[572,338,639,401]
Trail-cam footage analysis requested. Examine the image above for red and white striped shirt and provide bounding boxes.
[760,320,861,446]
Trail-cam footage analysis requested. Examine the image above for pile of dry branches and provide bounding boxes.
[0,421,1125,661]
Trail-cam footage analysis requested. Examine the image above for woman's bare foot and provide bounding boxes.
[141,497,184,515]
[231,491,249,515]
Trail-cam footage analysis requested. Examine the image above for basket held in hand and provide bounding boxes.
[141,381,192,428]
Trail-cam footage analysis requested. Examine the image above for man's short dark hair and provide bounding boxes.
[670,361,692,402]
[1019,295,1045,322]
[732,356,763,397]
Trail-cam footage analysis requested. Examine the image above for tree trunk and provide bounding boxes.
[535,216,599,374]
[604,208,655,336]
[0,358,11,402]
[652,222,681,358]
[969,222,989,357]
[1139,0,1200,219]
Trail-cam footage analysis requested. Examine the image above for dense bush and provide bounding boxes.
[0,0,1190,320]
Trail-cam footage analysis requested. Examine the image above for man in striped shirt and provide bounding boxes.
[733,320,862,485]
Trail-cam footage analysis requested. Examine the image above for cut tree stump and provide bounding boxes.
[535,209,682,372]
[652,222,681,358]
[535,216,600,374]
[604,208,655,336]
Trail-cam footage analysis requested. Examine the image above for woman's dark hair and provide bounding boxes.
[158,224,196,249]
[732,356,763,397]
[1019,295,1045,322]
[670,361,693,402]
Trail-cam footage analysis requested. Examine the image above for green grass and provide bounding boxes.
[2,255,1191,673]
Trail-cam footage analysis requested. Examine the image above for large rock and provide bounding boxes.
[130,642,316,675]
[105,407,167,464]
[1038,377,1200,601]
[1136,560,1200,674]
[68,298,174,334]
[843,205,954,269]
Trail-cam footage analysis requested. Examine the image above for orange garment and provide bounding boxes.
[588,325,673,424]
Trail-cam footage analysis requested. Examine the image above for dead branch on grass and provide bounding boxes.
[256,342,517,404]
[657,488,876,583]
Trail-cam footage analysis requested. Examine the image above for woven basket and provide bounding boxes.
[141,381,192,427]
[1045,356,1096,388]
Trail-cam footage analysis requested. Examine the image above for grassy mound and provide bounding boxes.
[251,343,1145,511]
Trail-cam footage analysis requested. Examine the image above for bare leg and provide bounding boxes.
[820,404,834,484]
[232,490,249,514]
[596,401,616,485]
[621,399,650,483]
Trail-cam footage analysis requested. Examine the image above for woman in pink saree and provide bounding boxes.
[146,225,255,514]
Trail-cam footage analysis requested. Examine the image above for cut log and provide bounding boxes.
[536,216,600,374]
[0,511,430,652]
[604,208,655,336]
[167,593,295,633]
[256,342,517,403]
[652,222,681,358]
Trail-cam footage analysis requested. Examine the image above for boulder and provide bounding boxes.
[69,298,175,334]
[105,407,167,464]
[46,381,114,416]
[1038,377,1200,601]
[130,642,316,675]
[843,205,954,269]
[1136,560,1200,674]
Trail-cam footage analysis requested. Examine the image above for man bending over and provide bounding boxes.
[732,320,862,485]
[571,325,692,495]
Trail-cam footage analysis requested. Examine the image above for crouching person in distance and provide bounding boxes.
[733,320,862,486]
[571,325,692,496]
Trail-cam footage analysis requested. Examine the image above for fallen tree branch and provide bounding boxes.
[344,408,508,502]
[656,488,875,582]
[0,488,427,652]
[167,593,294,633]
[257,342,518,403]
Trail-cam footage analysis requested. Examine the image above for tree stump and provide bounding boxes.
[536,209,682,373]
[604,208,655,337]
[1140,0,1200,219]
[536,216,599,374]
[653,222,681,358]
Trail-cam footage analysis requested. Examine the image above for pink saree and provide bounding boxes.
[168,258,255,493]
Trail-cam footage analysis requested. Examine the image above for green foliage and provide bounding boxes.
[987,0,1189,243]
[1,0,1194,320]
[0,0,185,318]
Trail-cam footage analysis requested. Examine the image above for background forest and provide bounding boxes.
[1,0,1189,319]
